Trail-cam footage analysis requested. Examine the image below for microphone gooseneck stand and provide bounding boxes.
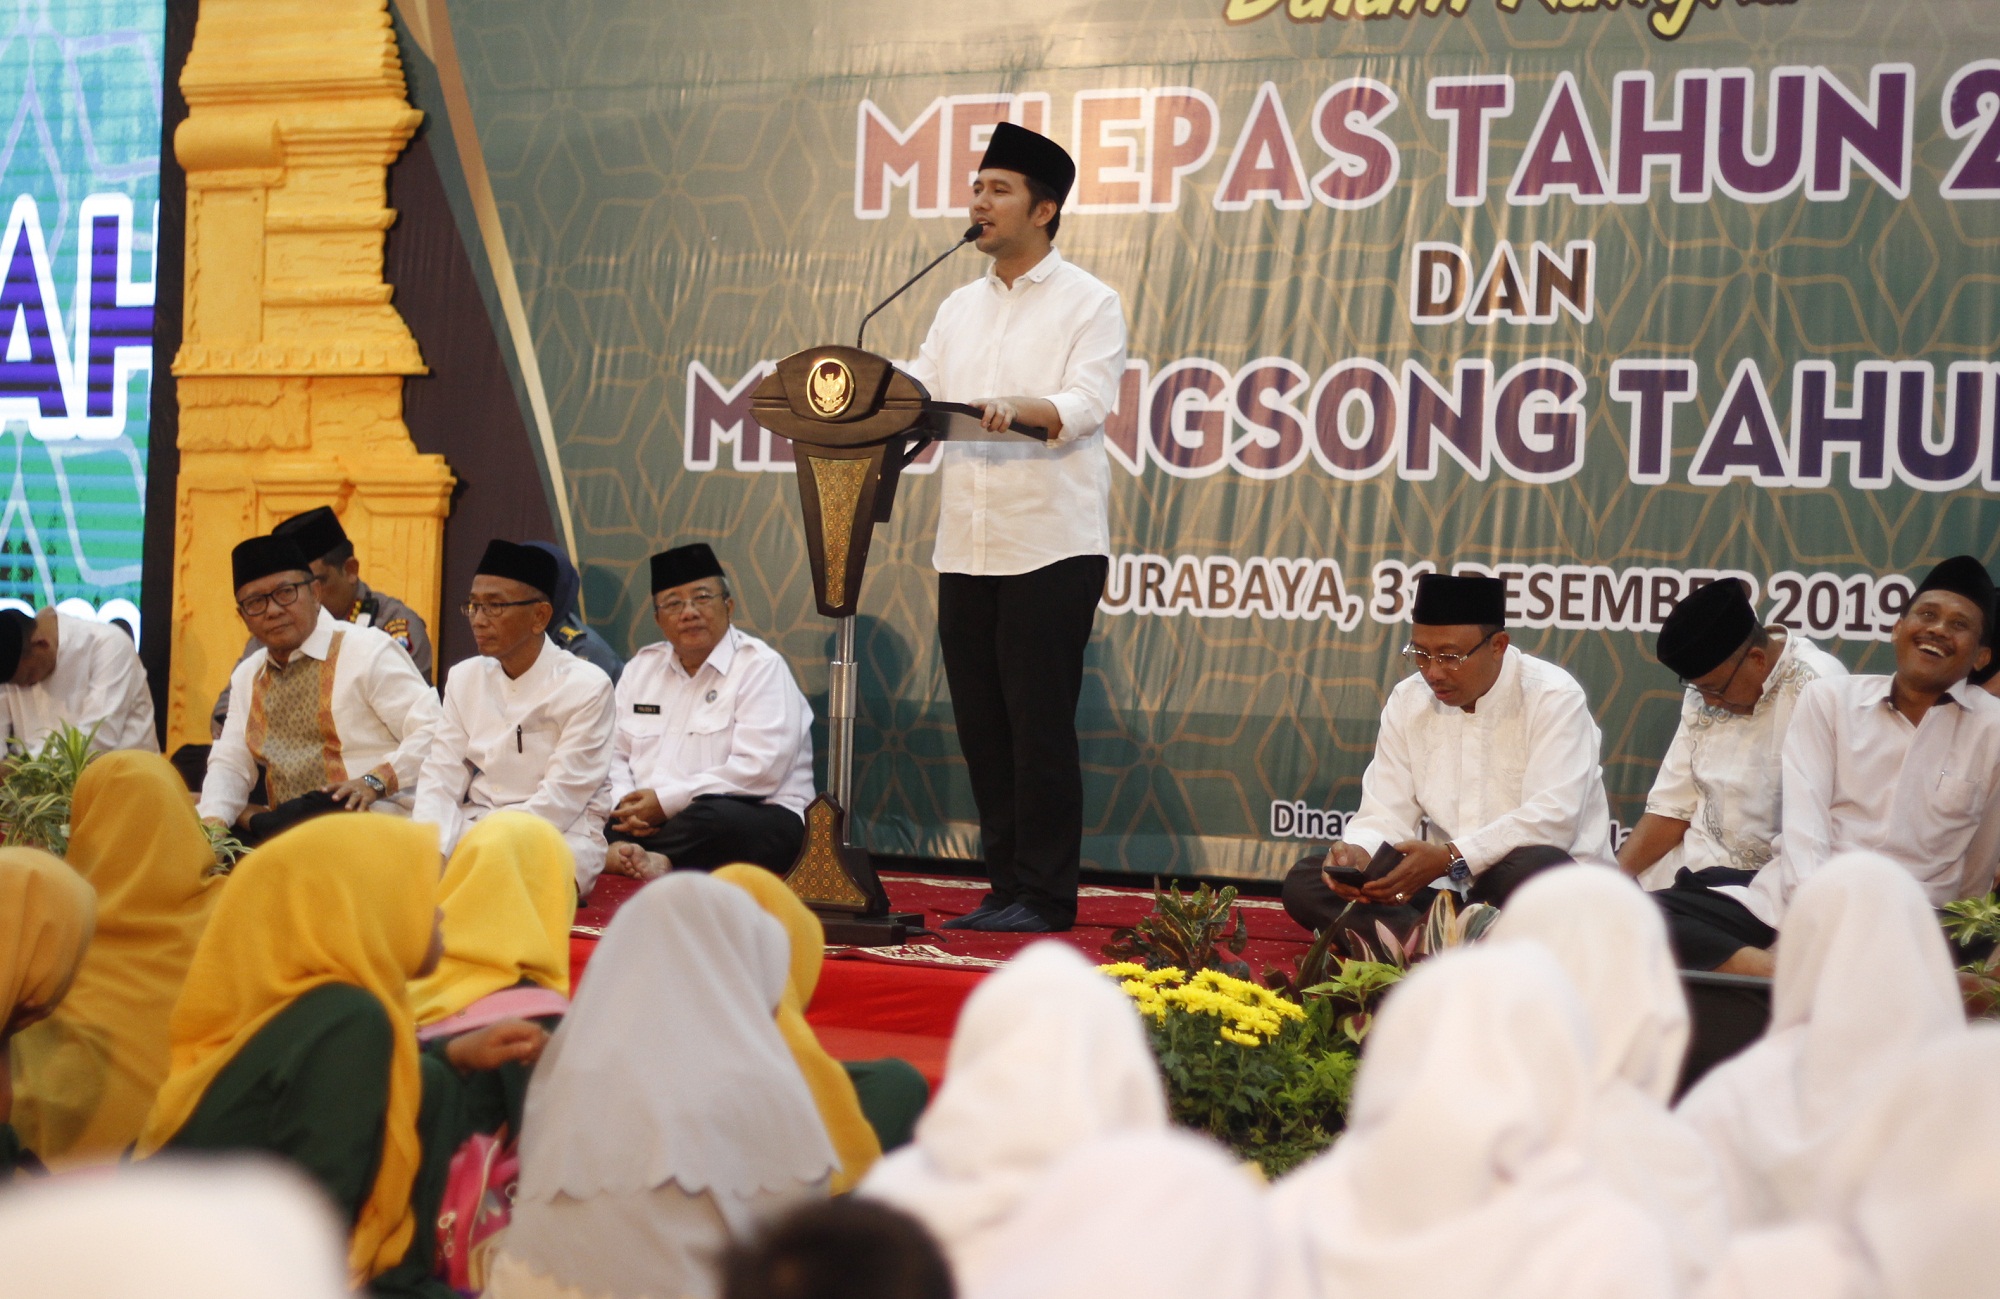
[830,225,983,842]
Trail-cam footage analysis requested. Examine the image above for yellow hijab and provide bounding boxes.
[408,810,575,1027]
[0,848,95,1032]
[713,864,881,1192]
[136,815,440,1284]
[10,752,221,1165]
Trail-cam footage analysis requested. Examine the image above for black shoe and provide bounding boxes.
[940,896,1010,930]
[976,903,1056,933]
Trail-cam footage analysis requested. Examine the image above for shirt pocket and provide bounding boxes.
[687,698,732,738]
[621,703,669,738]
[1934,771,1987,821]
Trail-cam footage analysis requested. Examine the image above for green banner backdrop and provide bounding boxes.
[397,0,2000,880]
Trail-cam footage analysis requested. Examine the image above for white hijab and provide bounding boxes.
[858,941,1167,1290]
[1675,853,1964,1227]
[968,1129,1273,1299]
[517,872,837,1210]
[1270,943,1674,1299]
[1810,1026,2000,1299]
[1691,1225,1866,1299]
[0,1156,349,1298]
[1490,866,1730,1286]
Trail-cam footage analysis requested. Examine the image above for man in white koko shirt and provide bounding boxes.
[1282,572,1616,942]
[906,121,1128,935]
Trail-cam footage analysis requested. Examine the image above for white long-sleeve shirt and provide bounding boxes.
[414,638,616,894]
[0,613,157,754]
[1741,674,2000,925]
[1342,646,1616,873]
[199,608,441,825]
[1637,631,1848,888]
[609,628,815,819]
[903,248,1127,576]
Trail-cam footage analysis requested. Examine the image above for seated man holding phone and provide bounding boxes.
[1281,573,1618,940]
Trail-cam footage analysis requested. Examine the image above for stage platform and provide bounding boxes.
[570,871,1314,1089]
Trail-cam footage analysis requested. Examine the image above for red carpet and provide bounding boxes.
[571,870,1312,1087]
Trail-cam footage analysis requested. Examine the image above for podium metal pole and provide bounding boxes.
[827,614,858,846]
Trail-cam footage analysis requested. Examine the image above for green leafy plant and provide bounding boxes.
[1103,962,1358,1177]
[204,820,250,875]
[1941,893,2000,1015]
[0,723,100,855]
[1287,891,1501,1044]
[1102,881,1251,978]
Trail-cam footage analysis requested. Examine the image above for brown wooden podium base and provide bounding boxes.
[784,794,926,946]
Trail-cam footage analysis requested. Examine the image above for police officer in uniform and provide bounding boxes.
[525,540,625,684]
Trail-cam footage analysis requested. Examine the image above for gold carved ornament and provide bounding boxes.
[786,799,870,908]
[807,455,869,600]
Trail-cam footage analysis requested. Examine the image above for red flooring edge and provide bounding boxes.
[571,870,1314,1084]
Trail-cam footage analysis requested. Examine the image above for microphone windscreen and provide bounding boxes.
[962,224,982,241]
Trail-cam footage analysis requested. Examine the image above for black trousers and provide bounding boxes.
[607,794,805,874]
[1652,868,1778,971]
[1281,844,1575,940]
[937,554,1107,928]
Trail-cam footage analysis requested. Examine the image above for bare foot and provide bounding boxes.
[606,842,671,880]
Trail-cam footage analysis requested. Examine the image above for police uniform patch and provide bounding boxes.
[384,617,412,652]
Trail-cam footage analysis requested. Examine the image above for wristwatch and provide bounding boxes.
[1444,842,1471,885]
[359,772,387,796]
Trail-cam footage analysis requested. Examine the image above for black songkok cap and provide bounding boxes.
[1411,573,1506,627]
[0,609,30,682]
[1656,578,1759,680]
[1913,556,1996,632]
[978,122,1076,203]
[232,535,312,594]
[272,506,349,564]
[475,540,558,601]
[651,543,726,595]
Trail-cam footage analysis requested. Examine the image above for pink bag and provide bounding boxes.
[436,1127,520,1295]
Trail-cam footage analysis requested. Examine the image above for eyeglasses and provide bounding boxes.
[1682,645,1750,703]
[655,590,724,616]
[1400,631,1497,672]
[237,579,313,618]
[460,598,544,620]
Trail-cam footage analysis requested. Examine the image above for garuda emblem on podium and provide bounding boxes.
[808,357,854,418]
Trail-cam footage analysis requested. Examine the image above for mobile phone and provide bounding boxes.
[1325,841,1405,887]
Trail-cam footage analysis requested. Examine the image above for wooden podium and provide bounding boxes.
[750,345,1046,944]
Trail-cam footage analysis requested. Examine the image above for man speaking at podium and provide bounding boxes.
[904,122,1127,934]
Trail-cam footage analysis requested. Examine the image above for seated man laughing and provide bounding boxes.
[1281,572,1616,942]
[1655,556,2000,975]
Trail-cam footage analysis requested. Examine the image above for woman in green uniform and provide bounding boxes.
[134,815,545,1294]
[0,847,95,1179]
[10,750,221,1168]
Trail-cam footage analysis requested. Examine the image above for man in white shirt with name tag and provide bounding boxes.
[602,543,814,880]
[905,121,1127,935]
[415,540,617,896]
[1282,572,1617,942]
[0,605,157,754]
[1655,556,2000,974]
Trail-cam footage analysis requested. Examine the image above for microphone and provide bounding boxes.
[855,224,983,350]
